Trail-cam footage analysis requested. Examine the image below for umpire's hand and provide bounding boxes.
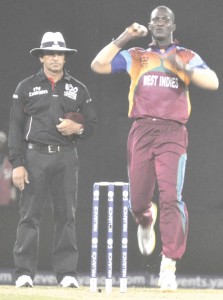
[56,118,83,136]
[12,166,29,191]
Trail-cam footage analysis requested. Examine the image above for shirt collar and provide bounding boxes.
[148,39,179,50]
[37,68,71,82]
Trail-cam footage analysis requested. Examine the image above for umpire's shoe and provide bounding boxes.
[60,276,79,288]
[15,275,33,288]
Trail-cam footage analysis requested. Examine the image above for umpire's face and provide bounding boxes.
[40,51,66,74]
[148,7,176,42]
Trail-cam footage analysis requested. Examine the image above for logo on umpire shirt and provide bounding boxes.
[64,83,78,100]
[29,86,48,97]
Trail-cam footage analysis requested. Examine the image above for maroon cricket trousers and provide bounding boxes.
[127,117,188,259]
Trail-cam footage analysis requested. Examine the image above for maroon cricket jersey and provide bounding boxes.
[111,43,208,124]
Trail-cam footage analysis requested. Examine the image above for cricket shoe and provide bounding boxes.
[15,275,33,288]
[137,202,157,255]
[158,255,177,292]
[60,276,79,288]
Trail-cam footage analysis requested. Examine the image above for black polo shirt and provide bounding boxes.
[8,68,97,168]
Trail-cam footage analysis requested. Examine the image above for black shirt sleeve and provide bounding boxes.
[8,82,27,168]
[78,86,97,139]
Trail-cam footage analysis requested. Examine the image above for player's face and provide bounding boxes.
[40,51,66,73]
[149,8,176,42]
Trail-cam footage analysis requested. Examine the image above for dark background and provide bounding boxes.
[0,0,223,278]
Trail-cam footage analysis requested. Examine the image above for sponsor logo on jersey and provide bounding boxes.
[64,83,78,100]
[29,87,48,97]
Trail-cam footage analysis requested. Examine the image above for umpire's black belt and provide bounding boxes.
[27,142,75,153]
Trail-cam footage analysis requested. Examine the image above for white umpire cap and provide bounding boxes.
[30,32,77,57]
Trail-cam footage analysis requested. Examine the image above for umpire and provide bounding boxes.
[8,32,97,288]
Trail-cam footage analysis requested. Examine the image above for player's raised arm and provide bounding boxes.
[91,23,148,74]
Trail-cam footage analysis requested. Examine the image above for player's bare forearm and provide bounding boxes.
[91,23,148,74]
[167,54,219,90]
[190,68,219,90]
[91,42,120,74]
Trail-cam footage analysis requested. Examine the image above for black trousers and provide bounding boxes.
[14,147,79,283]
